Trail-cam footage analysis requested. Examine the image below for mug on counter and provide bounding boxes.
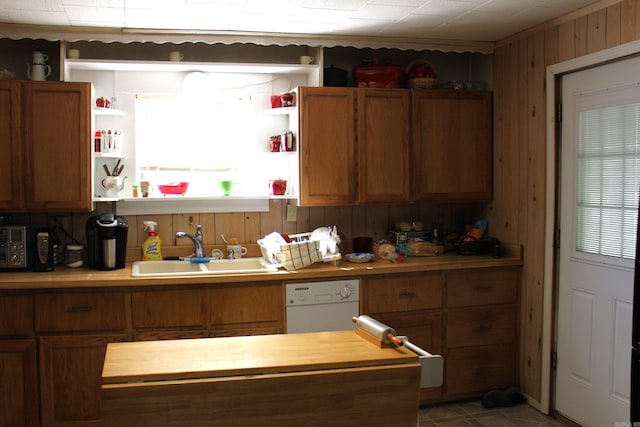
[140,181,152,197]
[227,244,247,259]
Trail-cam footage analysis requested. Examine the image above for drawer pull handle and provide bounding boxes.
[399,291,417,298]
[475,285,493,292]
[67,305,93,313]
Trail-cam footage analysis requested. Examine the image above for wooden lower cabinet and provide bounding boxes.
[362,268,520,403]
[362,272,444,401]
[0,266,520,424]
[372,311,443,401]
[209,283,284,337]
[446,343,517,396]
[444,268,519,399]
[39,334,127,427]
[132,288,209,341]
[0,340,38,427]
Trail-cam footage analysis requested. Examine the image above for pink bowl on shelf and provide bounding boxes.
[157,182,189,195]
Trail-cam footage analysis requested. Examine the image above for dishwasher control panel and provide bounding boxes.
[285,279,359,306]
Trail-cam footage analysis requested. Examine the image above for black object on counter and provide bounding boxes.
[33,228,55,272]
[86,213,128,271]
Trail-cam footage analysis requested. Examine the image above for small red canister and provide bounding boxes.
[269,95,282,108]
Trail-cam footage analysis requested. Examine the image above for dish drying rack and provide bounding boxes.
[258,227,341,271]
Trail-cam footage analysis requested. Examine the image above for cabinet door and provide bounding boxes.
[39,334,127,426]
[372,311,443,401]
[357,89,411,203]
[209,283,284,336]
[132,289,209,340]
[413,90,492,202]
[446,343,517,397]
[23,82,92,211]
[0,340,38,427]
[298,87,355,206]
[0,81,24,211]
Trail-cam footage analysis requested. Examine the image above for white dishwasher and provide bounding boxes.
[285,279,359,333]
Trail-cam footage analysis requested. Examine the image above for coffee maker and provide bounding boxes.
[86,213,128,271]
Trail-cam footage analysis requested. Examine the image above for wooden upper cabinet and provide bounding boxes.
[23,81,93,212]
[298,86,355,206]
[297,87,411,206]
[412,90,492,202]
[357,89,411,203]
[0,81,24,211]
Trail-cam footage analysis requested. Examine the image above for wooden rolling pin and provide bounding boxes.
[352,315,404,347]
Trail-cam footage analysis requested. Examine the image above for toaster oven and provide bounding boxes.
[0,226,30,269]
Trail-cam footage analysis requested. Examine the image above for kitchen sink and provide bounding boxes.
[131,258,278,277]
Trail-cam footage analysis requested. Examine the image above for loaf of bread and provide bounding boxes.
[407,239,444,257]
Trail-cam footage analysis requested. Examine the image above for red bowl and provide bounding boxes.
[157,182,189,195]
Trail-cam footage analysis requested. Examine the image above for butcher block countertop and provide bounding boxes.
[102,330,418,384]
[0,244,522,290]
[101,330,424,426]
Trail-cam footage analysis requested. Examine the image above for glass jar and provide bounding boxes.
[65,244,84,268]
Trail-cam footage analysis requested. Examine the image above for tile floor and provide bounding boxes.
[418,400,573,426]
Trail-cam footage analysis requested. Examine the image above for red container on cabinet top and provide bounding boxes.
[353,64,403,88]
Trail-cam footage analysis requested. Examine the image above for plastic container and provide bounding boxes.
[65,244,84,268]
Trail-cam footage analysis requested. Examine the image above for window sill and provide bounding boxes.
[94,195,297,215]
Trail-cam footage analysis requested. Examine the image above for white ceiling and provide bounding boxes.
[0,0,600,43]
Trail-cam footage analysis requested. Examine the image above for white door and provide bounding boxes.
[556,57,640,426]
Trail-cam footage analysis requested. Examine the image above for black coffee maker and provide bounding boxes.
[86,213,128,271]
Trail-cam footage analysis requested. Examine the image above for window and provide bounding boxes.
[576,102,640,259]
[134,72,293,197]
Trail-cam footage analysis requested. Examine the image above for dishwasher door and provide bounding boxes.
[285,280,359,334]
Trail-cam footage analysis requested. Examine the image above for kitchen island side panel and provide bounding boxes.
[102,363,421,427]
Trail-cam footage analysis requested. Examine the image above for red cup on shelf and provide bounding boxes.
[280,93,294,107]
[268,179,287,196]
[269,137,282,152]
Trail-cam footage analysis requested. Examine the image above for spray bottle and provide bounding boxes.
[142,221,162,260]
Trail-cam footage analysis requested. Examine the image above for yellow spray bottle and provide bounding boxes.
[142,221,162,260]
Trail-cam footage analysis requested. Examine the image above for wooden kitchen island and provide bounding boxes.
[101,330,422,426]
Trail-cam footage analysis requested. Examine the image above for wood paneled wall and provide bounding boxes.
[490,0,640,407]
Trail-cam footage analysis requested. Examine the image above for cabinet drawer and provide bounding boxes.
[446,343,517,397]
[447,306,516,348]
[132,289,205,330]
[364,273,443,314]
[447,269,518,307]
[0,295,33,336]
[35,292,126,333]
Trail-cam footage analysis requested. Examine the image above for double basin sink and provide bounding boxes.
[131,258,278,277]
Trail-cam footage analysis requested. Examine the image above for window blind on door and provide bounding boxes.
[576,102,640,259]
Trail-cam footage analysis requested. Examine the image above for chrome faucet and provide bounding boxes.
[176,225,204,258]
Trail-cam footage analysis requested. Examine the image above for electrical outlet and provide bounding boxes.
[286,204,297,222]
